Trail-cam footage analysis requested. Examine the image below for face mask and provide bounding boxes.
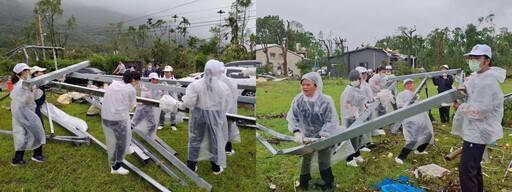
[386,72,391,75]
[350,81,360,87]
[467,59,482,72]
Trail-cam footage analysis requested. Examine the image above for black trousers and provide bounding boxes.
[299,147,334,188]
[439,106,450,123]
[397,143,429,160]
[13,145,43,163]
[35,105,44,128]
[459,140,486,192]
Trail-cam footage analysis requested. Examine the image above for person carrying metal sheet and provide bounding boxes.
[451,44,506,192]
[10,63,46,166]
[287,72,342,191]
[354,66,374,152]
[101,71,140,174]
[215,61,241,156]
[181,59,230,175]
[131,72,162,140]
[341,70,369,167]
[394,78,434,165]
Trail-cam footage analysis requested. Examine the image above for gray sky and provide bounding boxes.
[62,0,256,40]
[257,0,512,51]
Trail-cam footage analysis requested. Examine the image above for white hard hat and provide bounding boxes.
[355,66,368,74]
[163,66,173,72]
[13,63,31,74]
[403,78,414,86]
[148,72,159,79]
[30,66,47,74]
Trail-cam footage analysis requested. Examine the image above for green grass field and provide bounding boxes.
[256,77,512,191]
[0,90,255,191]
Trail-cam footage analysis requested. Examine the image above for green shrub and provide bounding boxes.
[503,99,512,127]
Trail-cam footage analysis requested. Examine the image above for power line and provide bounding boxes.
[120,0,201,23]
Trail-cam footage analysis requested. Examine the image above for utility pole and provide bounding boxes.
[38,11,46,60]
[216,10,225,56]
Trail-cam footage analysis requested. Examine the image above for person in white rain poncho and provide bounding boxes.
[158,65,183,131]
[287,72,347,191]
[214,61,241,155]
[355,66,374,152]
[394,79,434,165]
[341,70,370,167]
[101,71,140,175]
[10,63,46,166]
[452,44,506,192]
[131,72,162,140]
[181,59,230,175]
[368,66,394,136]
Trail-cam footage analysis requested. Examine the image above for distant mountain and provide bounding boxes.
[0,0,133,49]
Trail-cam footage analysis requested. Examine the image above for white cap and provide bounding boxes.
[368,69,373,73]
[355,66,368,74]
[464,44,492,58]
[148,72,159,79]
[403,78,413,86]
[440,65,449,70]
[385,65,392,70]
[163,66,173,72]
[13,63,31,74]
[30,66,47,74]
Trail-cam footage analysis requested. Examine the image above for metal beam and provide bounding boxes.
[134,128,213,191]
[80,130,171,192]
[23,61,90,89]
[102,74,256,91]
[0,129,89,144]
[131,137,188,186]
[66,73,256,104]
[260,89,465,156]
[40,102,87,138]
[390,69,461,81]
[256,123,294,141]
[256,132,278,155]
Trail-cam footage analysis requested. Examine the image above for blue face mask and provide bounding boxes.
[350,81,360,87]
[467,59,482,72]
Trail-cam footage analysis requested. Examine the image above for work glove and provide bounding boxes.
[161,81,168,86]
[293,132,303,144]
[320,136,327,140]
[177,101,185,110]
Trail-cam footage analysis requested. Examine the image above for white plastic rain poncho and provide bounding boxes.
[217,63,241,143]
[451,67,506,144]
[360,81,374,145]
[368,74,388,96]
[160,75,186,126]
[131,85,162,140]
[340,85,369,150]
[287,72,354,174]
[396,90,434,149]
[181,60,230,168]
[101,80,137,166]
[10,80,46,151]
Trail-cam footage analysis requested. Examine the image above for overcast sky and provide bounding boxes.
[59,0,256,40]
[257,0,512,51]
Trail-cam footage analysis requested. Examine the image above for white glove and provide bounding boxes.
[320,136,327,140]
[175,82,181,87]
[58,75,66,82]
[161,81,168,86]
[293,132,303,144]
[177,101,185,110]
